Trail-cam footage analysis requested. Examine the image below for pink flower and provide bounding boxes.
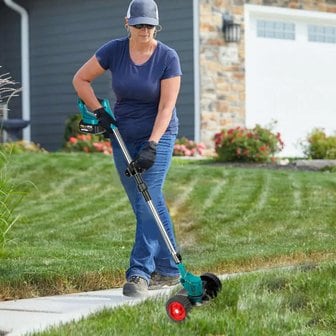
[185,149,192,156]
[198,147,205,155]
[77,134,91,141]
[69,137,77,144]
[174,138,206,156]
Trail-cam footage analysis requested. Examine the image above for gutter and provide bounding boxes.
[193,0,200,143]
[3,0,31,141]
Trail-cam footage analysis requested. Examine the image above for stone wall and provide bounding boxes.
[199,0,336,151]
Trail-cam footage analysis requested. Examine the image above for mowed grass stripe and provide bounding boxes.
[295,172,336,226]
[287,172,303,209]
[15,184,129,230]
[168,174,199,218]
[230,169,272,227]
[202,170,228,211]
[14,154,127,227]
[198,169,271,226]
[189,169,276,256]
[166,166,227,247]
[180,168,336,272]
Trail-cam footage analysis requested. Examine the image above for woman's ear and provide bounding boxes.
[125,17,130,31]
[124,18,130,36]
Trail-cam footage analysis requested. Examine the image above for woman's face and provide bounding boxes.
[126,18,155,43]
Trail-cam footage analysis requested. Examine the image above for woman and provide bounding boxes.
[73,0,182,297]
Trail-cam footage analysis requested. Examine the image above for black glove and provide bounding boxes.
[94,107,117,134]
[133,141,157,172]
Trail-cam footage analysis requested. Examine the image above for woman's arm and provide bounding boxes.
[149,76,181,143]
[72,56,106,111]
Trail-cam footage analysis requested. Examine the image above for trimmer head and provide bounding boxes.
[166,271,222,322]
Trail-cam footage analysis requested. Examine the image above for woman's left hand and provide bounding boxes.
[133,141,157,171]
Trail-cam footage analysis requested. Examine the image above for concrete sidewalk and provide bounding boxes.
[0,269,285,335]
[0,287,173,336]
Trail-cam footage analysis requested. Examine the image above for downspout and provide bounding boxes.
[3,0,31,141]
[193,0,200,143]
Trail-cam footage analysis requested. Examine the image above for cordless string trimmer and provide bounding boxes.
[77,98,222,322]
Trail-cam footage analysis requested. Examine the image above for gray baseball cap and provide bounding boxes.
[126,0,159,26]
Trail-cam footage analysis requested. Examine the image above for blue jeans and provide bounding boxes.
[112,133,179,284]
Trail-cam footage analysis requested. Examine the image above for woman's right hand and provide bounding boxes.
[94,107,117,133]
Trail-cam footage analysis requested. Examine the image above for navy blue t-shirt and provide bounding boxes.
[95,37,182,143]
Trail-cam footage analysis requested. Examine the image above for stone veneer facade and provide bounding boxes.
[199,0,336,150]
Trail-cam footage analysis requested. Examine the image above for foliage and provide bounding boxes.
[214,125,284,163]
[0,66,20,104]
[63,113,82,143]
[64,134,112,155]
[0,152,24,249]
[0,69,27,249]
[303,128,336,159]
[173,137,206,157]
[0,141,47,154]
[63,113,112,155]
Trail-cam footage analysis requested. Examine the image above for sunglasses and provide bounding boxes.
[132,24,155,30]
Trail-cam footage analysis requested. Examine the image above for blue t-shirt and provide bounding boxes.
[95,37,182,143]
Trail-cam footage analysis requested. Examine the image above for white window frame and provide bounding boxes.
[245,4,336,36]
[257,19,296,40]
[308,24,336,44]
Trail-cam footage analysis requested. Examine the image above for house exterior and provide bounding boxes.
[200,0,336,156]
[1,0,336,155]
[0,0,195,150]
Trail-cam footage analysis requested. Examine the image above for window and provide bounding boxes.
[257,20,295,40]
[308,25,336,44]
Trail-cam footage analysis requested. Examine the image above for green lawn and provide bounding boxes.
[0,152,335,302]
[1,152,336,334]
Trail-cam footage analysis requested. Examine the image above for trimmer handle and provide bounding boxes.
[77,97,117,132]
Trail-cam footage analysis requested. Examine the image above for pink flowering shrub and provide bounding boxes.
[65,134,112,155]
[214,125,284,163]
[173,137,206,157]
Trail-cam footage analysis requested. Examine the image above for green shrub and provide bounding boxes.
[64,113,82,143]
[63,114,112,155]
[304,128,336,159]
[213,125,284,163]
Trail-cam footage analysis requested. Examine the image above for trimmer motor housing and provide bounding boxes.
[78,120,105,135]
[77,98,114,135]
